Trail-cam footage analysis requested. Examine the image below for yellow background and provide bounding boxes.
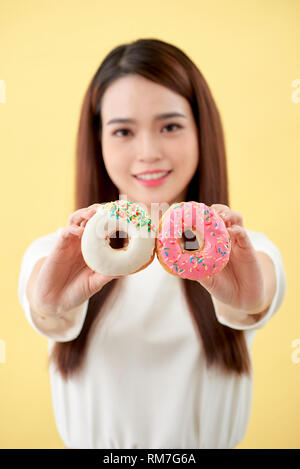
[0,0,299,449]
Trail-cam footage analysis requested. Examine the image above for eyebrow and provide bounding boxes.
[106,112,187,125]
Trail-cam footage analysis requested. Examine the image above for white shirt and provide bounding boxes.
[18,228,286,449]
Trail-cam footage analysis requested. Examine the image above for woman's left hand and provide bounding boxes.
[197,204,266,314]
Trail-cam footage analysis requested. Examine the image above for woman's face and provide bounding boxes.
[100,74,199,216]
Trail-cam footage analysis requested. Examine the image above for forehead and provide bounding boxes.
[100,74,190,120]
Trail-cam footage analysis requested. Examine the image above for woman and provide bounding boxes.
[18,38,286,449]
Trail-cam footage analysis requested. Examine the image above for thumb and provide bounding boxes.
[88,270,122,296]
[197,274,215,294]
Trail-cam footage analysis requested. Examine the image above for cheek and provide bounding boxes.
[184,137,199,170]
[105,155,130,181]
[102,136,119,161]
[172,139,198,171]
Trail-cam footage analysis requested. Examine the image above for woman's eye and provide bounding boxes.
[112,123,182,137]
[113,129,131,137]
[162,123,182,133]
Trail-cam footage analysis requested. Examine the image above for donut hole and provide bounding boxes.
[180,229,203,252]
[108,230,129,250]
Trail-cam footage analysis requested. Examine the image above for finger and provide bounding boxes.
[210,204,229,213]
[60,225,84,242]
[52,226,84,257]
[210,204,230,221]
[227,225,252,250]
[67,207,98,227]
[222,211,244,227]
[87,271,123,296]
[79,216,92,228]
[210,205,243,227]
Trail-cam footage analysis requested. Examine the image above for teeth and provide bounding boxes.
[136,171,169,180]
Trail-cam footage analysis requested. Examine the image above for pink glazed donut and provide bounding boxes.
[156,201,231,280]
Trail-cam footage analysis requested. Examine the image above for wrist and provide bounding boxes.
[244,298,271,316]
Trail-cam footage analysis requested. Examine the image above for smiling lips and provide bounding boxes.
[134,170,172,187]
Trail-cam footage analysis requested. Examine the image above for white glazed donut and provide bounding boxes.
[81,200,157,276]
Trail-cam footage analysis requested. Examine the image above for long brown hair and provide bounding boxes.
[49,38,251,379]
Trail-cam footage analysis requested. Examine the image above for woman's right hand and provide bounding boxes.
[31,204,122,317]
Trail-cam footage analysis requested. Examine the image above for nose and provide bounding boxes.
[136,132,162,163]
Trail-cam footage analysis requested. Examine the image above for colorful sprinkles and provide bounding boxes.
[103,200,156,233]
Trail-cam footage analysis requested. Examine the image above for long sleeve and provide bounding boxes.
[17,228,89,342]
[212,229,287,331]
